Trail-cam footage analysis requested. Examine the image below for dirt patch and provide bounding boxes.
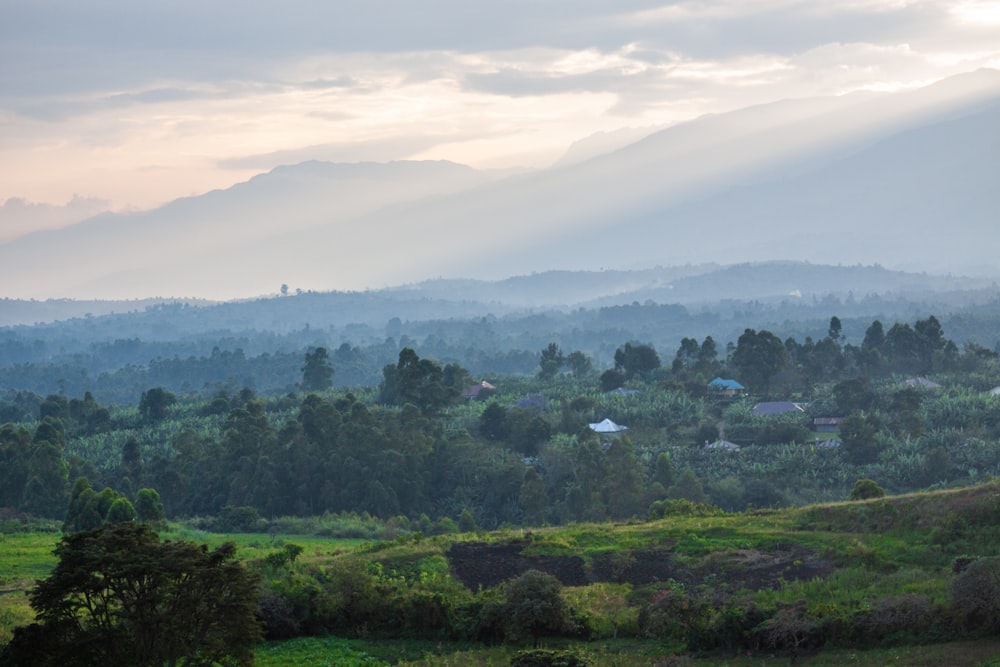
[698,545,835,590]
[447,541,588,589]
[447,541,834,592]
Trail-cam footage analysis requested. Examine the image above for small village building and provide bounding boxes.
[708,377,745,396]
[751,401,805,416]
[706,439,740,451]
[813,417,844,433]
[462,380,496,400]
[588,418,628,434]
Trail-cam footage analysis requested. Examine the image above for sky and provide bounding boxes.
[2,0,999,242]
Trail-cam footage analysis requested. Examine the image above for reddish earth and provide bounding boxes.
[447,540,834,591]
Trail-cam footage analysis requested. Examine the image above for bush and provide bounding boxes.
[849,478,885,501]
[952,556,1000,633]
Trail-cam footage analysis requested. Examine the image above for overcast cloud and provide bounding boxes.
[1,0,998,226]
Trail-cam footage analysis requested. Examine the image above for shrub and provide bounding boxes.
[849,478,885,501]
[952,556,1000,633]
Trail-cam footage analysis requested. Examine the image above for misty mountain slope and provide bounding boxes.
[441,92,1000,281]
[1,71,999,300]
[624,102,1000,273]
[0,161,499,299]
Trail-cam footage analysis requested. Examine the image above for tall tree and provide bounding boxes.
[138,387,176,423]
[730,329,789,395]
[301,346,334,392]
[1,523,261,667]
[613,342,661,380]
[538,342,565,380]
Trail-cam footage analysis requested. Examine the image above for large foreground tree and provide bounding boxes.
[1,523,261,667]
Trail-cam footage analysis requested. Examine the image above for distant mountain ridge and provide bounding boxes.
[1,261,995,328]
[0,70,998,300]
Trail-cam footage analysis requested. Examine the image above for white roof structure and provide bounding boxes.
[588,418,628,433]
[989,386,1000,397]
[706,439,740,451]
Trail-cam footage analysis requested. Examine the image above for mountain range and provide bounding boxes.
[1,69,998,301]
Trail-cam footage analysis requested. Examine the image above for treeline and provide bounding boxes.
[2,287,1000,405]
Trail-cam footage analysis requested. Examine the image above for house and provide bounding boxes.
[988,386,1000,397]
[815,438,841,448]
[751,401,805,416]
[708,377,745,396]
[706,439,740,451]
[903,377,942,389]
[605,387,640,396]
[462,380,496,400]
[813,417,844,433]
[588,418,628,434]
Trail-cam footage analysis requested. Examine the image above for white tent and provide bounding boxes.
[588,418,628,433]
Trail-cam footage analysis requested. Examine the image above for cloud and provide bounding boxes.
[1,0,998,212]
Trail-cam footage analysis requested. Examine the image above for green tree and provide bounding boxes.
[599,368,626,392]
[828,316,843,341]
[134,488,167,529]
[138,387,176,423]
[565,351,592,378]
[301,346,334,392]
[501,569,576,645]
[380,348,459,413]
[105,497,137,524]
[459,508,478,533]
[538,342,565,380]
[1,523,261,667]
[849,478,886,500]
[22,417,69,518]
[840,412,881,464]
[731,328,789,395]
[614,342,661,380]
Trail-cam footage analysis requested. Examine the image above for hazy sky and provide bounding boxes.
[2,0,999,233]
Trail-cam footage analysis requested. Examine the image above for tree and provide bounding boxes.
[730,329,789,394]
[1,523,261,667]
[538,342,565,380]
[614,342,661,380]
[134,488,167,529]
[138,387,176,423]
[840,412,881,464]
[380,348,459,413]
[301,346,334,392]
[565,351,592,378]
[849,478,885,500]
[599,368,626,392]
[22,417,69,518]
[828,316,843,342]
[501,569,576,645]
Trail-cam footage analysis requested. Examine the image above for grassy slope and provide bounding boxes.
[3,481,1000,663]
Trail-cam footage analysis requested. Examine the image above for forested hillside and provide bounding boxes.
[1,262,999,405]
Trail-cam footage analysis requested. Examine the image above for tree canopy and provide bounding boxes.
[1,523,262,667]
